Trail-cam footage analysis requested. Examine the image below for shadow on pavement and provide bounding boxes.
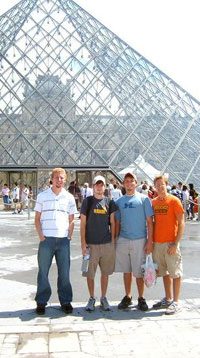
[0,305,165,322]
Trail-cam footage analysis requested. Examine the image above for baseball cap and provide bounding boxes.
[124,172,137,181]
[93,175,106,185]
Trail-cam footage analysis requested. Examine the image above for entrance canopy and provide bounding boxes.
[119,155,162,184]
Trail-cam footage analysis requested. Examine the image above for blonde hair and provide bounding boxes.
[154,175,168,186]
[51,168,67,181]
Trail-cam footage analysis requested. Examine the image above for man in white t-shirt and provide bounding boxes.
[34,168,77,315]
[81,183,93,200]
[19,184,29,214]
[12,182,20,214]
[108,178,116,197]
[111,184,122,201]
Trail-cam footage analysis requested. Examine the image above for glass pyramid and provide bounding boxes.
[0,0,200,190]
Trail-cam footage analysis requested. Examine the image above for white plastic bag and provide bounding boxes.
[141,254,157,288]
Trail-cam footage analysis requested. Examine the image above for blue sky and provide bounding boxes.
[1,0,200,101]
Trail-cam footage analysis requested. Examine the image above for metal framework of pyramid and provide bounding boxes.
[0,0,200,189]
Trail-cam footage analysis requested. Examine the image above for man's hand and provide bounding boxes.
[144,240,153,255]
[39,235,46,242]
[167,243,177,256]
[81,245,88,256]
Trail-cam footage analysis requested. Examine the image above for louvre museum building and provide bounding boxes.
[0,0,200,193]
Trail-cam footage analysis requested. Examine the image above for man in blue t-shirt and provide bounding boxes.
[115,172,154,311]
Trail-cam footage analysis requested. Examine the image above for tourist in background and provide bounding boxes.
[1,184,10,211]
[12,182,20,214]
[111,184,122,201]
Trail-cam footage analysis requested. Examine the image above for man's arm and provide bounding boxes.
[110,212,115,243]
[68,214,74,239]
[144,216,153,254]
[80,213,87,256]
[168,213,185,256]
[115,219,121,238]
[35,211,45,242]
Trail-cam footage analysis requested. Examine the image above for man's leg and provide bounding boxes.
[136,277,145,298]
[124,272,133,297]
[56,238,73,305]
[87,277,95,297]
[35,237,54,306]
[173,277,181,302]
[101,274,108,298]
[163,274,173,301]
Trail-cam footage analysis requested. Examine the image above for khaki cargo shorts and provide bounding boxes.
[83,242,115,279]
[153,242,183,278]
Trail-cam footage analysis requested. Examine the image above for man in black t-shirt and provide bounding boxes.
[80,175,117,312]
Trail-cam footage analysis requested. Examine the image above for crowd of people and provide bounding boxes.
[66,178,199,222]
[33,168,193,317]
[1,183,33,213]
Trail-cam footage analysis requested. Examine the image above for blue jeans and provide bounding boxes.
[35,237,72,306]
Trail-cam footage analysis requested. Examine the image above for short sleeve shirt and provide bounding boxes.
[12,187,19,200]
[81,196,117,244]
[34,188,77,238]
[152,194,184,243]
[115,193,154,240]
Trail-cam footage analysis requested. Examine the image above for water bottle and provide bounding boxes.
[81,253,90,273]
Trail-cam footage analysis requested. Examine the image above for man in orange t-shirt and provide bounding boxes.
[152,175,185,315]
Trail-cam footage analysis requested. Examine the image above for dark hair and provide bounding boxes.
[114,184,117,189]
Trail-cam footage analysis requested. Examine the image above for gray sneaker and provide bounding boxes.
[100,297,111,311]
[165,301,181,315]
[153,297,172,310]
[85,297,96,312]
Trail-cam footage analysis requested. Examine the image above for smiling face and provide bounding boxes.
[51,169,66,192]
[123,174,137,195]
[93,181,105,197]
[52,173,65,189]
[154,178,168,198]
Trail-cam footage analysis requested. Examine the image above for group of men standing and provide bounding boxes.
[34,168,185,316]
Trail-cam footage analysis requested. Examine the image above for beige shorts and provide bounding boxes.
[115,237,146,278]
[153,242,183,279]
[83,242,115,279]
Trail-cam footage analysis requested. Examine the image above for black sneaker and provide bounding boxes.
[118,295,133,309]
[138,297,148,311]
[61,303,73,314]
[36,305,45,315]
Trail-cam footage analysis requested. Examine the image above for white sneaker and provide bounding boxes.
[165,301,181,315]
[100,297,111,311]
[85,297,96,312]
[153,297,172,310]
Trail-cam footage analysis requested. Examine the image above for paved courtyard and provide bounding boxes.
[0,211,199,357]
